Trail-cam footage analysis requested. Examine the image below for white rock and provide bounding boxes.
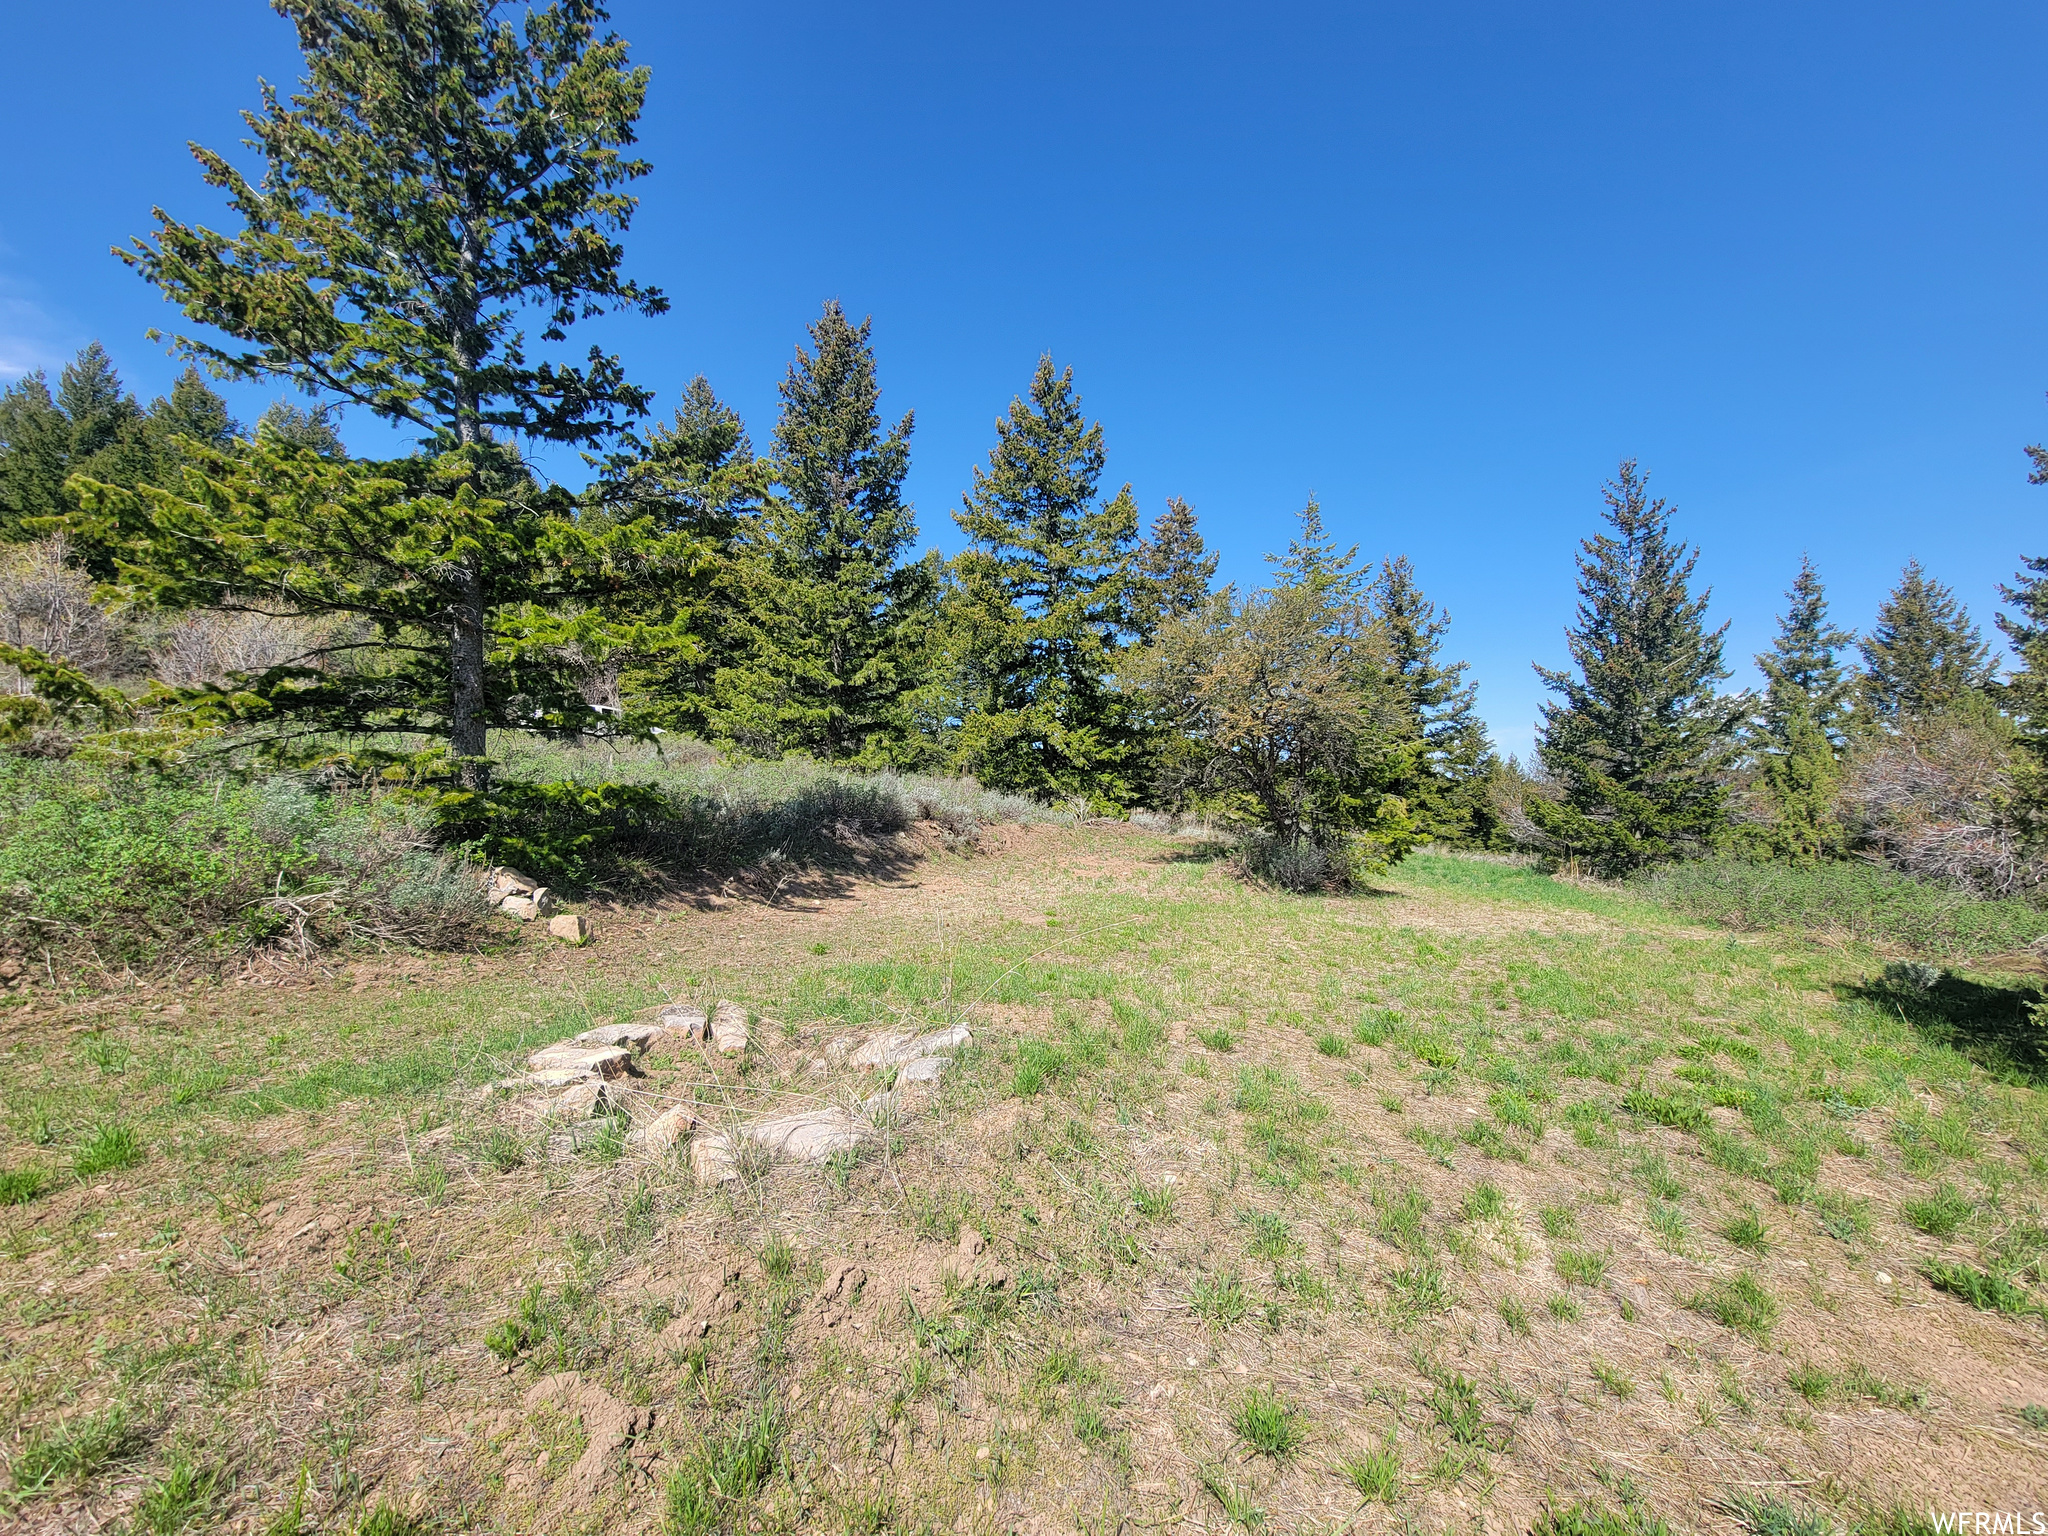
[846,1031,916,1069]
[689,1133,738,1184]
[526,1043,632,1079]
[494,1067,590,1092]
[485,866,541,903]
[658,1004,709,1040]
[710,1000,749,1057]
[847,1023,972,1070]
[688,1105,868,1184]
[548,912,592,946]
[749,1106,865,1162]
[557,1079,606,1118]
[500,895,541,922]
[528,886,559,917]
[630,1103,699,1155]
[898,1054,948,1085]
[574,1022,667,1054]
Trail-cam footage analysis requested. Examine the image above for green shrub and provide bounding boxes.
[1636,856,2048,960]
[1554,1248,1609,1287]
[0,761,489,973]
[1726,1491,1835,1536]
[1339,1445,1400,1502]
[1811,1188,1872,1243]
[1533,1502,1671,1536]
[7,1405,136,1497]
[134,1461,220,1535]
[1621,1088,1708,1132]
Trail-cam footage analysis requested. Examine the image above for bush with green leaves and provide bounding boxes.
[0,758,488,973]
[1636,856,2048,961]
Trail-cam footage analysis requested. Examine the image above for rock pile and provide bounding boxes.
[491,1008,975,1187]
[486,867,594,944]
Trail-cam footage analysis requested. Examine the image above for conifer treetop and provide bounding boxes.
[1756,554,1855,746]
[122,0,665,448]
[1858,560,1994,722]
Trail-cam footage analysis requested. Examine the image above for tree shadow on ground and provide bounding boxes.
[1841,973,2046,1085]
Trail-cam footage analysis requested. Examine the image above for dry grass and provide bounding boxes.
[0,833,2044,1534]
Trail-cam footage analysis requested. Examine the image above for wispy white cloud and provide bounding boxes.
[0,274,78,380]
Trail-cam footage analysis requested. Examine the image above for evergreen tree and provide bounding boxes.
[591,375,766,736]
[0,372,70,541]
[951,355,1142,803]
[0,345,237,554]
[1756,555,1855,747]
[1134,500,1416,879]
[1529,459,1743,873]
[147,368,240,462]
[1372,555,1496,844]
[716,303,936,760]
[1130,496,1217,637]
[257,400,348,456]
[1742,556,1853,862]
[1858,561,1993,723]
[97,0,677,787]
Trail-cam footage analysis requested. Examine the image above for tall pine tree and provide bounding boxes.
[717,302,936,761]
[1745,556,1855,860]
[1756,556,1855,746]
[95,0,681,787]
[1130,496,1217,638]
[1858,561,1993,723]
[1530,460,1742,873]
[1372,555,1495,845]
[951,355,1141,803]
[589,374,767,735]
[0,345,236,550]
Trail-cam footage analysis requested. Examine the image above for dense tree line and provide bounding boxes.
[2,0,2044,898]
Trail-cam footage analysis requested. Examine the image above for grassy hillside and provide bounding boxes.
[1,834,2043,1534]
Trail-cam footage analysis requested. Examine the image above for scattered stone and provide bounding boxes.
[495,1067,591,1093]
[556,1079,607,1119]
[485,866,540,904]
[526,1043,632,1080]
[824,1035,858,1066]
[627,1103,699,1155]
[501,895,541,922]
[549,912,593,946]
[898,1054,948,1086]
[689,1106,867,1184]
[709,1000,750,1057]
[658,1003,710,1040]
[573,1021,667,1054]
[848,1023,971,1071]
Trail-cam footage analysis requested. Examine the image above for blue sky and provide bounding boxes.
[3,1,2044,758]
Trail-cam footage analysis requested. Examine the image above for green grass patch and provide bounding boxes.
[73,1124,143,1179]
[1230,1387,1305,1457]
[1686,1272,1779,1342]
[1923,1261,2038,1316]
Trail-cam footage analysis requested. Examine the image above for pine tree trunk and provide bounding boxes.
[450,559,489,790]
[449,228,489,791]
